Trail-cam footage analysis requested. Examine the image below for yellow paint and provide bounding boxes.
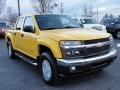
[5,15,111,60]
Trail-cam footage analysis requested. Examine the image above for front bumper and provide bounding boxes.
[57,49,117,75]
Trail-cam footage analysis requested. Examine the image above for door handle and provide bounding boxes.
[21,34,24,37]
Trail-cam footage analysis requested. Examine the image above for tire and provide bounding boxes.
[38,52,61,85]
[7,41,16,58]
[116,30,120,39]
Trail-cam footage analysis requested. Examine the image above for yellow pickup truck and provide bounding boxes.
[5,14,117,84]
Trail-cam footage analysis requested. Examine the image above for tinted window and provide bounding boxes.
[101,19,115,26]
[23,16,34,32]
[16,18,24,30]
[35,15,80,30]
[115,19,120,24]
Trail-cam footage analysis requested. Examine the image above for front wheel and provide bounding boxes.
[42,59,52,82]
[39,52,61,84]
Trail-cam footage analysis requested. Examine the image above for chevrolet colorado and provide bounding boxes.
[5,14,117,84]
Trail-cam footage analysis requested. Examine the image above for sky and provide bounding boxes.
[6,0,120,20]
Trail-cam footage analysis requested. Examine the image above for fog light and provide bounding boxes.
[70,66,76,72]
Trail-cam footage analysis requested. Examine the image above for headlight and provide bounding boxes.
[60,41,81,48]
[60,41,84,58]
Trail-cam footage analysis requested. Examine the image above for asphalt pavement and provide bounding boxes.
[0,39,120,90]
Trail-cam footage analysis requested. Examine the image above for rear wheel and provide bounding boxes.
[7,41,16,58]
[39,52,61,84]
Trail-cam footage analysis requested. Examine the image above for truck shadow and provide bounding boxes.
[57,70,105,86]
[13,56,107,87]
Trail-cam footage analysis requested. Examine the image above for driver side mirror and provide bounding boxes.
[24,26,35,33]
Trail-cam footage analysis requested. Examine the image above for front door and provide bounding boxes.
[21,16,38,59]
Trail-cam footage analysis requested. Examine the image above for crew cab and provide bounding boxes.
[5,14,117,84]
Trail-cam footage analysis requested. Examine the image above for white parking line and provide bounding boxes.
[117,44,120,47]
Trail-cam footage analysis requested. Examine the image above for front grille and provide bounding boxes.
[65,38,111,59]
[83,38,109,44]
[84,44,110,57]
[82,38,111,58]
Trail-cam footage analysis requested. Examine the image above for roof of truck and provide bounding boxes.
[18,14,66,18]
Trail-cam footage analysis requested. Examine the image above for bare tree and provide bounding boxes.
[103,13,109,19]
[30,0,58,14]
[82,5,96,18]
[5,7,19,24]
[0,0,6,15]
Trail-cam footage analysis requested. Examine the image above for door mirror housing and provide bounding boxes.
[24,26,34,33]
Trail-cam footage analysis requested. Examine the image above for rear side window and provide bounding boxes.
[16,18,24,30]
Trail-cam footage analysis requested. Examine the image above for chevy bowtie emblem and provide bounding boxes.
[96,43,104,47]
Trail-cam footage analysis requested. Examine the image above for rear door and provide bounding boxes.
[14,17,25,51]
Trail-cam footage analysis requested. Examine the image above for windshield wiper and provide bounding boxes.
[43,26,79,30]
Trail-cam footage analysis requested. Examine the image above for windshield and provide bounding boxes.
[0,22,6,28]
[81,19,97,24]
[35,15,80,30]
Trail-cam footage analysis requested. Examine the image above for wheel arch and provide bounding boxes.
[38,44,55,59]
[37,40,62,59]
[6,36,16,50]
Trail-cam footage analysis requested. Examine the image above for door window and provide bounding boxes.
[16,17,24,30]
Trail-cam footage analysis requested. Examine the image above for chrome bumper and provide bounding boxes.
[57,49,117,65]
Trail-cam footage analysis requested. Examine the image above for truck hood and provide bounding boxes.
[42,28,110,41]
